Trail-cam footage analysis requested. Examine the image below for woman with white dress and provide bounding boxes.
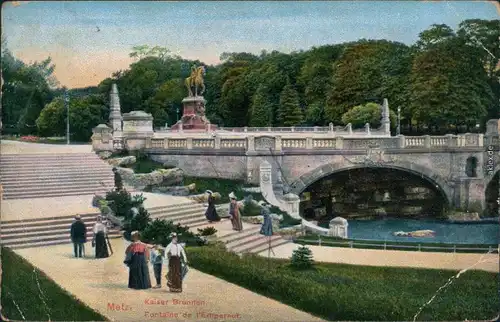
[164,233,188,293]
[92,216,109,258]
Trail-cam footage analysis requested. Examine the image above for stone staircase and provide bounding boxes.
[148,201,209,228]
[218,226,292,254]
[1,213,122,250]
[0,153,119,200]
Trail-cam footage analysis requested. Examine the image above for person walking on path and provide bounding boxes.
[204,190,221,223]
[125,231,152,290]
[229,192,243,231]
[165,233,188,293]
[92,216,110,258]
[259,202,273,236]
[112,167,123,191]
[70,215,87,258]
[150,245,164,289]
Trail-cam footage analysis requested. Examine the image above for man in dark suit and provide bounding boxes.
[70,215,87,258]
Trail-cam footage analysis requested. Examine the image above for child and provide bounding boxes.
[150,245,164,288]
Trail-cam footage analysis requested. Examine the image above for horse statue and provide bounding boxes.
[185,65,206,97]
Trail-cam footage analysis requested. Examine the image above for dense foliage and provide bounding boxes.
[188,245,499,321]
[2,20,498,139]
[290,245,315,270]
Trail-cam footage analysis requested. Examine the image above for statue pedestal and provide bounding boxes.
[171,96,218,131]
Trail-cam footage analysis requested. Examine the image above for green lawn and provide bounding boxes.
[296,234,498,253]
[187,245,499,321]
[1,247,107,321]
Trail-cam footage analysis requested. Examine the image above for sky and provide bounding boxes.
[2,1,499,89]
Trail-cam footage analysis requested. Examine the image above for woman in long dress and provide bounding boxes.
[125,231,152,290]
[92,216,109,258]
[228,192,243,231]
[165,233,187,293]
[204,190,221,222]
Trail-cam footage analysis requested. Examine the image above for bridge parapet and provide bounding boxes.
[136,133,484,152]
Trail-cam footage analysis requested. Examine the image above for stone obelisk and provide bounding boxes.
[109,83,122,137]
[381,98,390,135]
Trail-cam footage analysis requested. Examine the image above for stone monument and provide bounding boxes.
[122,111,154,138]
[171,64,218,131]
[109,83,123,137]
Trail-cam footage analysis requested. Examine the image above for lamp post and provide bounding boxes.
[176,107,180,122]
[397,106,401,136]
[64,90,70,145]
[475,123,480,133]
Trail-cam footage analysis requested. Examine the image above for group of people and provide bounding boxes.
[204,190,243,231]
[70,215,111,258]
[125,231,188,293]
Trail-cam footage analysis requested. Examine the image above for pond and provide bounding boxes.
[320,218,499,244]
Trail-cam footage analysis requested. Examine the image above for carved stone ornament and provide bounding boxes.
[255,136,275,150]
[261,172,270,183]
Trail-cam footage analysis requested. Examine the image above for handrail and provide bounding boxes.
[293,237,498,253]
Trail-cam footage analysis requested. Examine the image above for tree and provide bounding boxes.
[278,83,303,126]
[304,102,325,126]
[290,245,314,270]
[341,102,396,129]
[36,97,65,137]
[249,85,273,126]
[415,24,455,50]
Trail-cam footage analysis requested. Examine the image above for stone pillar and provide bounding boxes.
[306,137,313,149]
[291,126,295,132]
[109,83,123,138]
[163,138,169,149]
[365,123,371,135]
[424,135,431,148]
[275,136,282,152]
[335,137,344,149]
[380,98,390,136]
[247,136,255,152]
[214,136,221,149]
[446,134,455,147]
[397,135,405,148]
[186,137,193,149]
[347,123,353,134]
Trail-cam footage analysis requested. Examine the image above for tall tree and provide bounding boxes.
[278,83,303,126]
[249,84,273,127]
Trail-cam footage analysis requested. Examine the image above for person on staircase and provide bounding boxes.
[229,192,243,231]
[204,190,221,223]
[92,216,110,258]
[112,167,123,191]
[70,215,87,258]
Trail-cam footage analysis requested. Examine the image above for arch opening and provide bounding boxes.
[465,156,478,178]
[300,167,449,225]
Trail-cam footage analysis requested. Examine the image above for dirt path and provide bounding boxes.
[14,240,325,322]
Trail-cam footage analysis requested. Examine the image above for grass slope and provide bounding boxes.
[1,247,107,321]
[188,245,499,321]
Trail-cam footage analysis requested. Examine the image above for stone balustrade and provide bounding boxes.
[132,133,484,152]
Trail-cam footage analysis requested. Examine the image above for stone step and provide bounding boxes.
[0,165,113,174]
[2,179,114,189]
[0,156,102,162]
[222,227,261,246]
[150,207,205,220]
[0,170,114,180]
[148,203,205,215]
[4,183,113,193]
[1,229,122,245]
[251,238,292,254]
[1,226,117,240]
[2,219,103,233]
[3,212,99,225]
[0,159,110,166]
[2,233,122,250]
[230,235,284,253]
[3,188,111,200]
[1,174,114,184]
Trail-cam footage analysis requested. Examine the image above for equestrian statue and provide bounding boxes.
[185,65,206,97]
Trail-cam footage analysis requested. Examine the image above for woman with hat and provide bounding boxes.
[164,232,187,293]
[92,215,109,258]
[228,192,243,231]
[125,231,152,290]
[204,190,221,223]
[259,201,273,236]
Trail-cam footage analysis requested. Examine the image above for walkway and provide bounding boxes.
[14,240,324,322]
[1,192,192,222]
[255,242,499,273]
[1,140,93,154]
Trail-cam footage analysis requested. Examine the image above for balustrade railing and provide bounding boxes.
[144,133,484,151]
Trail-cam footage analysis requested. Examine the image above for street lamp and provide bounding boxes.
[397,106,401,136]
[64,90,70,145]
[475,123,480,133]
[176,107,180,122]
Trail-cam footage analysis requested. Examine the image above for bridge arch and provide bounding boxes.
[289,161,453,208]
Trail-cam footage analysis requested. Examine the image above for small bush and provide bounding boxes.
[140,219,205,247]
[105,189,146,219]
[241,195,262,217]
[197,226,217,236]
[290,245,314,270]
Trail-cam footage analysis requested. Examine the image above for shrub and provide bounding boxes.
[140,219,206,247]
[105,189,146,219]
[241,195,262,217]
[197,226,217,236]
[290,245,314,270]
